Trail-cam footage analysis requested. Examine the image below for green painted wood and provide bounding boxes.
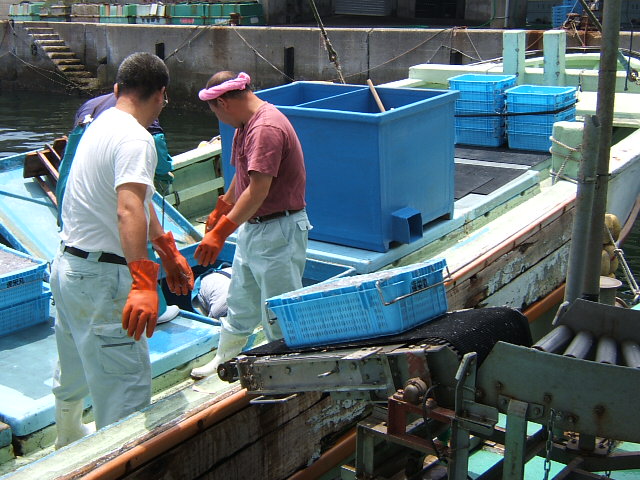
[543,30,567,86]
[502,30,526,84]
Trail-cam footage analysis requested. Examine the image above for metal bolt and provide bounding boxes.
[284,367,291,375]
[496,381,503,391]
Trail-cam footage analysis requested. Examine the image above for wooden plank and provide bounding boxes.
[446,202,575,310]
[123,392,369,480]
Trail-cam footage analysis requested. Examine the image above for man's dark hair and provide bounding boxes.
[116,52,169,101]
[205,71,252,102]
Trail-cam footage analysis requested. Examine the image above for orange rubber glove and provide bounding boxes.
[205,195,233,233]
[195,215,238,267]
[151,231,194,296]
[122,259,160,341]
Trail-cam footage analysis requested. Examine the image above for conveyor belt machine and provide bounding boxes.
[220,302,640,479]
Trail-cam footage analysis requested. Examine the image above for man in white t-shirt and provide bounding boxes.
[49,52,194,449]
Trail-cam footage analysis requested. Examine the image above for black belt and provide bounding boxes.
[64,246,127,265]
[248,209,303,224]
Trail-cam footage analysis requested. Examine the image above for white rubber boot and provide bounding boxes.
[54,400,96,449]
[157,304,180,324]
[191,330,247,379]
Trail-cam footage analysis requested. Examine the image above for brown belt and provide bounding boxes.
[247,209,303,224]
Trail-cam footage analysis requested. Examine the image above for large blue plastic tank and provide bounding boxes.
[219,82,458,252]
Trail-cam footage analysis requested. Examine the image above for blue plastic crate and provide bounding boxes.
[221,83,458,252]
[448,74,516,102]
[505,85,577,111]
[507,132,555,152]
[0,245,47,309]
[455,96,505,113]
[267,259,448,347]
[456,125,505,147]
[507,107,576,135]
[455,115,504,131]
[0,285,51,337]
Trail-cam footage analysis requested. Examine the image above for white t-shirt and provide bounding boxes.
[60,107,157,257]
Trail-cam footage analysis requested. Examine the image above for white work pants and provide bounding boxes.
[222,210,311,341]
[50,250,151,429]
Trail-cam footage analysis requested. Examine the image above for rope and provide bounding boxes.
[549,136,582,185]
[307,0,345,83]
[606,227,640,304]
[230,26,291,80]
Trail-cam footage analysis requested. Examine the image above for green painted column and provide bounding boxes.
[543,30,567,86]
[502,30,526,84]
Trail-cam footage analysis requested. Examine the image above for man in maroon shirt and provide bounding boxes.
[191,71,312,379]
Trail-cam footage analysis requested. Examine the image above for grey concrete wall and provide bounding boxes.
[2,21,639,108]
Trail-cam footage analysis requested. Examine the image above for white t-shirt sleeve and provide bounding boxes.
[114,138,157,190]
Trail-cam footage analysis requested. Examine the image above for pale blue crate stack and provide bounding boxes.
[552,0,583,27]
[505,85,577,152]
[267,258,448,348]
[448,74,516,147]
[0,244,50,336]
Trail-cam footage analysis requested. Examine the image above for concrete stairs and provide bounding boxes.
[25,24,99,92]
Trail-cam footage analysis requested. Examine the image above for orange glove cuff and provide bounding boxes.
[151,231,179,263]
[216,196,233,215]
[128,259,159,291]
[205,196,234,232]
[215,214,239,238]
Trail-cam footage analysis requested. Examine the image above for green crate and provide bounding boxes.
[207,4,223,16]
[100,15,136,23]
[27,2,45,14]
[223,2,263,16]
[170,15,207,25]
[123,4,137,16]
[170,3,207,17]
[238,14,264,25]
[11,14,41,20]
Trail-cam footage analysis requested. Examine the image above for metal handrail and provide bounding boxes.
[375,266,451,307]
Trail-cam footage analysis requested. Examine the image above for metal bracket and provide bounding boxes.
[250,393,298,404]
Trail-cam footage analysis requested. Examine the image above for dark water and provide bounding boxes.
[0,91,638,304]
[0,91,218,157]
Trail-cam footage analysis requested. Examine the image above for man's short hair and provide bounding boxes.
[116,52,169,101]
[205,71,252,102]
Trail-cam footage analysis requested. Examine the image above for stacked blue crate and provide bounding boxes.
[448,74,516,147]
[553,0,583,27]
[0,245,50,336]
[505,85,577,152]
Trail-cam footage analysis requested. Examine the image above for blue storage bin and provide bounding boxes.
[220,82,458,252]
[507,105,576,151]
[267,258,448,347]
[455,96,506,113]
[0,245,47,309]
[505,85,577,112]
[456,116,505,147]
[448,74,516,102]
[507,107,576,135]
[0,285,51,337]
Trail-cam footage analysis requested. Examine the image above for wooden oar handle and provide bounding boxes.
[367,79,386,113]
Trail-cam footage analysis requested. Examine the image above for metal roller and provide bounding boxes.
[563,330,594,359]
[595,336,617,364]
[532,325,573,354]
[622,341,640,368]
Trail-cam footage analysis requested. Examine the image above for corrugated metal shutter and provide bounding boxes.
[334,0,393,16]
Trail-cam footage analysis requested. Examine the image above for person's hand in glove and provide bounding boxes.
[205,195,233,233]
[123,259,159,340]
[195,215,238,266]
[151,231,194,296]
